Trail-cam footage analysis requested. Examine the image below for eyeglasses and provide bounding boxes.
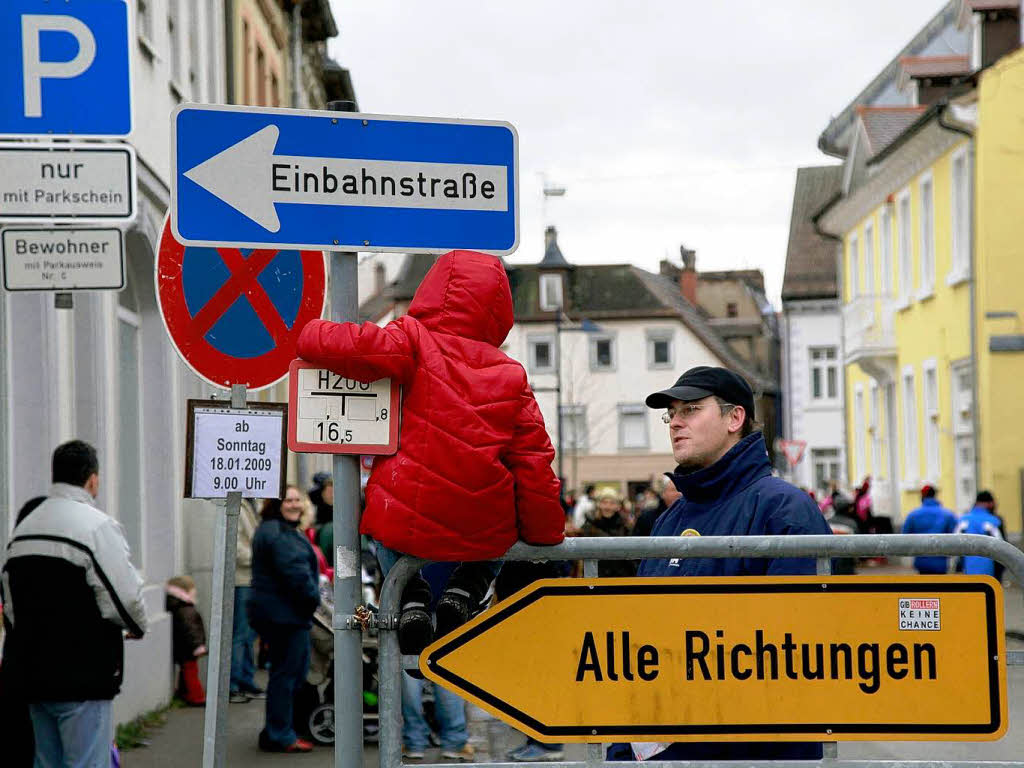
[662,403,735,423]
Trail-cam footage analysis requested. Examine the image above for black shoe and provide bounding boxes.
[435,590,472,639]
[398,603,433,656]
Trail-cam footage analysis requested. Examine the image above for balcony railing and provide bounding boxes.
[842,293,897,363]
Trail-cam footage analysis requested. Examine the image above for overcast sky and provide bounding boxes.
[328,1,947,306]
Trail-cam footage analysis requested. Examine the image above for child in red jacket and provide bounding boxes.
[298,250,564,653]
[166,575,207,706]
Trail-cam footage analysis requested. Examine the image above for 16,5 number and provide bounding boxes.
[316,422,353,443]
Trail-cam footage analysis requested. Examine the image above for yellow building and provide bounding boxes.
[818,43,1024,533]
[974,46,1024,536]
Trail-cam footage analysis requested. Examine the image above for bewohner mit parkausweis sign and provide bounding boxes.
[420,576,1007,743]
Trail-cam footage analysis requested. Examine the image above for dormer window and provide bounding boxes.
[539,273,563,311]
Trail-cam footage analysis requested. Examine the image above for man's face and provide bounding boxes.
[322,483,334,506]
[665,396,742,471]
[85,472,100,499]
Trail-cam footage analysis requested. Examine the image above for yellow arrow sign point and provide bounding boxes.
[421,575,1007,743]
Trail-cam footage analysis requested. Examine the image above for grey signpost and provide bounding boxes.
[202,384,246,768]
[327,99,364,768]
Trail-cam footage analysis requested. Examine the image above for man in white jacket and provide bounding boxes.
[2,440,147,767]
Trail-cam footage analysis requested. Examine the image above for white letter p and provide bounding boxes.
[21,14,97,118]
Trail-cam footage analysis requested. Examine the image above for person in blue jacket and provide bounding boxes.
[901,485,957,573]
[607,366,831,763]
[249,485,321,753]
[955,490,1004,576]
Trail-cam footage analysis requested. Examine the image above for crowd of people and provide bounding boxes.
[803,476,1006,577]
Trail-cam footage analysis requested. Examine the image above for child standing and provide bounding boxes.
[165,575,207,706]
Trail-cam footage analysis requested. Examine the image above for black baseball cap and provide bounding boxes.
[645,366,755,418]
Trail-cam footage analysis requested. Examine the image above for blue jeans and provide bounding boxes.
[29,699,111,768]
[402,671,468,751]
[375,544,500,608]
[230,585,257,692]
[260,625,310,747]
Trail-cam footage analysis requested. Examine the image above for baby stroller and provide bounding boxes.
[293,575,381,745]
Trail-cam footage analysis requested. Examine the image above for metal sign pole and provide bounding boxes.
[332,249,362,768]
[201,383,246,768]
[329,93,363,768]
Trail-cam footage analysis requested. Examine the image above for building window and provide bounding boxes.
[902,367,919,484]
[646,330,673,369]
[117,286,144,571]
[970,11,982,71]
[188,0,201,98]
[256,45,267,106]
[242,20,251,104]
[951,360,975,511]
[869,382,882,480]
[848,234,859,298]
[618,404,649,450]
[853,386,866,483]
[168,0,182,87]
[539,273,563,311]
[527,334,555,374]
[559,404,588,453]
[897,190,912,304]
[880,205,893,293]
[919,175,935,296]
[811,448,842,495]
[589,335,615,372]
[950,148,970,282]
[863,221,875,295]
[809,346,838,401]
[923,360,940,482]
[137,0,154,43]
[270,73,280,108]
[726,302,738,318]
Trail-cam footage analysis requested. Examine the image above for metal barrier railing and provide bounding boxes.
[372,534,1024,767]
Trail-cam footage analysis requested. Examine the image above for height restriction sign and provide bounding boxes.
[156,216,325,391]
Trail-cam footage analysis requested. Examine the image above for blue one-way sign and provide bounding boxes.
[0,1,132,137]
[171,104,518,255]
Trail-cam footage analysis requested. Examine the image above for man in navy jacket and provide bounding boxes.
[608,366,831,762]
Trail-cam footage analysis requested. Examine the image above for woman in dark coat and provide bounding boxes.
[579,488,638,578]
[248,485,320,753]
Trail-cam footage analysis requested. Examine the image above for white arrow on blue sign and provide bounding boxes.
[171,104,519,255]
[0,0,132,138]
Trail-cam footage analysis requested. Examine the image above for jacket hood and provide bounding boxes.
[669,432,771,504]
[407,250,513,346]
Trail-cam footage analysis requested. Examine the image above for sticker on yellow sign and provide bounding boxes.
[420,575,1006,743]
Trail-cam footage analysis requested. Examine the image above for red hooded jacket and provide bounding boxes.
[296,250,565,560]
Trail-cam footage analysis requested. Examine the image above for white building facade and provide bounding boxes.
[1,2,230,724]
[780,166,848,497]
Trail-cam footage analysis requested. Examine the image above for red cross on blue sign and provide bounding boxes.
[156,216,326,391]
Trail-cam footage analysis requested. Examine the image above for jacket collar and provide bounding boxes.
[49,482,96,507]
[668,432,771,504]
[165,584,195,604]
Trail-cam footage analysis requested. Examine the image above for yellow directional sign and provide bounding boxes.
[420,576,1006,743]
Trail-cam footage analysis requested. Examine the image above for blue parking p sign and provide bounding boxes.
[0,1,132,137]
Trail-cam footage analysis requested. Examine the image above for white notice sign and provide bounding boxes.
[287,360,400,455]
[898,597,941,631]
[2,228,124,291]
[186,401,287,499]
[0,143,136,222]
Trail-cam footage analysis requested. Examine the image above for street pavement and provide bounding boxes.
[126,563,1024,766]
